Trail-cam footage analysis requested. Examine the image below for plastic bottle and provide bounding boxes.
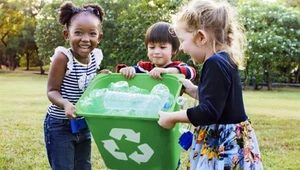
[80,89,107,113]
[108,81,129,92]
[150,84,170,109]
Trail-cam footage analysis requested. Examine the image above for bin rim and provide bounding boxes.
[77,111,160,121]
[93,73,185,81]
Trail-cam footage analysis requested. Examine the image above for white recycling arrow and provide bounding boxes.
[102,139,128,160]
[110,128,140,143]
[129,143,154,164]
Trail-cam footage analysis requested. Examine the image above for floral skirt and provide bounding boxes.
[187,120,263,170]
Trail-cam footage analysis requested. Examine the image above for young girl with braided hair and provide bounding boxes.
[44,1,105,169]
[157,0,263,169]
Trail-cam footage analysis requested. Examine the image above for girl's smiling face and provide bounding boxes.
[175,23,211,65]
[64,13,102,60]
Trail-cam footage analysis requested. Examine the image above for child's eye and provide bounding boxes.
[74,31,82,35]
[160,46,166,49]
[148,46,155,49]
[90,32,97,36]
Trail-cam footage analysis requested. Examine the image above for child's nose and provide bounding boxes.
[81,34,90,41]
[154,48,160,54]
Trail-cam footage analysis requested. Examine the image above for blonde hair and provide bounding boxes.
[173,0,246,69]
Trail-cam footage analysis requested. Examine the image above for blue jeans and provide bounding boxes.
[44,114,91,170]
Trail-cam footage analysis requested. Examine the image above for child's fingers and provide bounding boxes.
[179,78,192,88]
[99,69,112,74]
[66,112,76,119]
[149,71,162,80]
[178,78,187,84]
[126,70,135,79]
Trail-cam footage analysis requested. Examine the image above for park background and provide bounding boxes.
[0,0,300,169]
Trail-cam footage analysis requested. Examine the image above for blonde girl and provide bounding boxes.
[158,0,263,169]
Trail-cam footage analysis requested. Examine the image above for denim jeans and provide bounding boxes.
[44,114,91,170]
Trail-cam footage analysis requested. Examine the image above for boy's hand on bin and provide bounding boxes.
[120,67,136,80]
[149,68,164,80]
[158,111,176,129]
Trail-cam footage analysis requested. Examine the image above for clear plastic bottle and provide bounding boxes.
[150,84,170,109]
[103,91,163,116]
[82,82,172,117]
[108,81,129,92]
[81,89,107,113]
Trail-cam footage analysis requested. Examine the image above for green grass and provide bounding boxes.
[0,72,300,170]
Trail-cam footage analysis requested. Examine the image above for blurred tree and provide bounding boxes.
[0,0,45,71]
[239,1,300,89]
[278,0,300,8]
[0,1,24,70]
[35,0,65,74]
[17,0,46,72]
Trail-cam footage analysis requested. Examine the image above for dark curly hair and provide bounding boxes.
[59,1,105,28]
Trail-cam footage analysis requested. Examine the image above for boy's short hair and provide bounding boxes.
[144,22,180,58]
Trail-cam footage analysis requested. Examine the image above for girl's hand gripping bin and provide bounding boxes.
[76,73,184,170]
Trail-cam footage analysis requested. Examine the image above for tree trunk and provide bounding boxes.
[26,52,30,70]
[265,71,272,90]
[0,54,2,69]
[8,56,12,70]
[39,60,45,75]
[8,54,17,71]
[296,68,300,84]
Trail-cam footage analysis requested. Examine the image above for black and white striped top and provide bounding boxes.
[47,47,103,119]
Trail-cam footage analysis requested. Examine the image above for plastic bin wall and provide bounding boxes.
[76,73,184,170]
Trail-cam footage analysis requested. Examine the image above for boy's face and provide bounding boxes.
[64,13,102,59]
[147,42,173,67]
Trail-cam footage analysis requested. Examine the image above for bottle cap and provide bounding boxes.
[176,96,187,107]
[178,131,193,150]
[163,101,171,109]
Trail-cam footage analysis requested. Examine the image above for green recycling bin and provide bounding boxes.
[76,73,184,170]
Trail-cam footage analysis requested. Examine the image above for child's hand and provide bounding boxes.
[63,101,77,119]
[179,78,198,99]
[149,67,165,80]
[157,111,176,129]
[98,69,112,74]
[120,67,136,79]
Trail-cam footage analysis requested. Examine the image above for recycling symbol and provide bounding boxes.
[102,128,154,164]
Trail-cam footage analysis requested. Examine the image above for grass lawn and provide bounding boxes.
[0,71,300,170]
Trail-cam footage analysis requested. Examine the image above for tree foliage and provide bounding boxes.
[0,0,45,71]
[239,1,300,89]
[35,0,66,66]
[0,1,25,69]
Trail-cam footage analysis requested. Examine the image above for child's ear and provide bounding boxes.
[63,29,69,41]
[195,29,207,46]
[97,33,103,44]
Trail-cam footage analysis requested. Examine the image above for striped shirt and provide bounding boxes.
[47,48,99,119]
[116,61,196,80]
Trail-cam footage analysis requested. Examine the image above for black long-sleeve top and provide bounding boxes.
[187,52,248,126]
